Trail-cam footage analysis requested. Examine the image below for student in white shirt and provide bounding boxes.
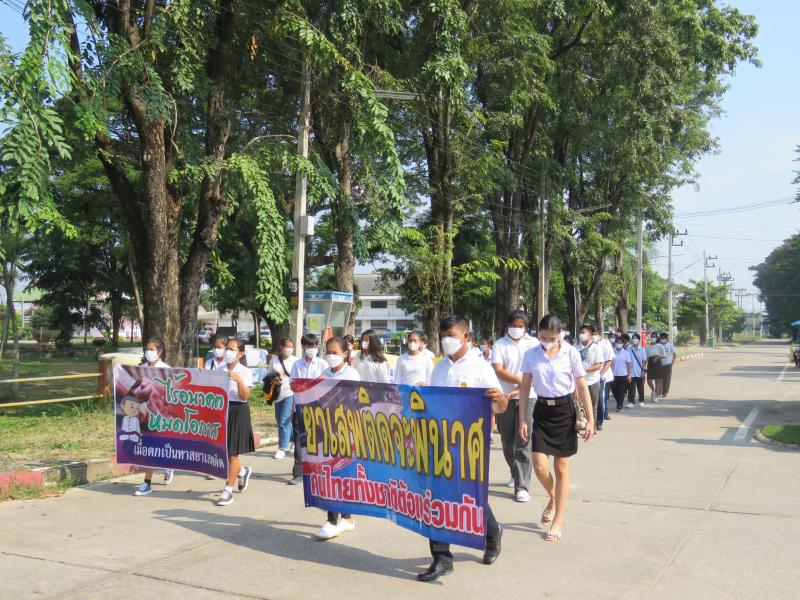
[215,338,255,507]
[646,332,666,402]
[610,335,632,413]
[491,310,540,502]
[394,330,434,386]
[659,333,677,398]
[268,338,299,459]
[518,315,594,543]
[419,332,436,361]
[133,338,174,496]
[418,316,507,582]
[205,335,229,371]
[313,336,360,541]
[479,338,493,362]
[626,333,647,407]
[354,329,391,383]
[287,333,329,485]
[577,324,604,428]
[597,331,614,427]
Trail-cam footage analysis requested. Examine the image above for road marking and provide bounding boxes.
[776,363,788,384]
[734,407,760,443]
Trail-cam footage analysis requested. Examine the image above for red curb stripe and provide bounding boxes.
[0,471,44,494]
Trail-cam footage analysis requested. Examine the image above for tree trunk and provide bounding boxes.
[333,128,356,335]
[2,261,20,397]
[614,250,629,330]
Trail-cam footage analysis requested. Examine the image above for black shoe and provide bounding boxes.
[287,476,302,486]
[604,414,611,420]
[417,559,453,582]
[596,423,603,431]
[483,524,503,565]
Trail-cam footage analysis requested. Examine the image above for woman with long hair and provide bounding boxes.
[353,329,390,383]
[518,315,594,541]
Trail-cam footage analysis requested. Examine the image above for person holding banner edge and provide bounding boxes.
[518,315,594,542]
[216,339,255,507]
[418,315,508,583]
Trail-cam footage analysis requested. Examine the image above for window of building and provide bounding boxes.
[396,320,416,331]
[370,300,388,309]
[370,320,388,330]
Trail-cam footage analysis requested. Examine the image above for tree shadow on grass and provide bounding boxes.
[151,507,473,583]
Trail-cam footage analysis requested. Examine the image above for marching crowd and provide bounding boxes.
[126,310,677,583]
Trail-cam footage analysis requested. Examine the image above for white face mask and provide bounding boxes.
[304,347,318,359]
[407,341,420,352]
[325,353,344,369]
[361,340,369,350]
[615,343,623,350]
[144,350,159,363]
[441,335,463,357]
[480,344,489,352]
[224,349,238,364]
[507,327,525,340]
[214,347,226,358]
[281,347,293,358]
[579,332,589,342]
[541,340,557,350]
[632,339,640,347]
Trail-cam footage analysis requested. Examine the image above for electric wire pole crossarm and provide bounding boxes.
[703,251,717,345]
[667,229,687,337]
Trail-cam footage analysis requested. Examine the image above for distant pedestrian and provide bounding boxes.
[626,333,647,407]
[646,332,666,402]
[419,332,436,360]
[479,338,493,361]
[659,333,677,398]
[518,315,594,542]
[268,338,298,460]
[577,325,603,428]
[344,335,356,365]
[394,330,434,386]
[597,331,614,426]
[354,329,391,383]
[205,334,229,371]
[610,335,632,412]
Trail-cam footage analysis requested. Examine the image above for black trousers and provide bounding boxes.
[429,504,499,563]
[327,511,352,523]
[627,376,645,404]
[603,380,613,416]
[291,410,303,478]
[612,376,629,409]
[661,364,673,396]
[495,398,534,492]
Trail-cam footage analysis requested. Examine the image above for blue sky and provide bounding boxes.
[2,1,798,310]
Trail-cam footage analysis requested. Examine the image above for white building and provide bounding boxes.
[354,274,421,335]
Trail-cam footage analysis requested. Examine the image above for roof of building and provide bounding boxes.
[354,273,399,298]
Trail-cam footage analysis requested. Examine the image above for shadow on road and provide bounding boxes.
[151,508,470,582]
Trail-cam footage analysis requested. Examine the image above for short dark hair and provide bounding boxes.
[621,333,631,342]
[213,334,229,345]
[420,332,429,343]
[660,332,669,339]
[506,310,529,326]
[579,323,594,333]
[538,314,561,333]
[325,336,348,353]
[278,337,292,347]
[227,337,247,367]
[301,333,319,347]
[439,315,469,333]
[407,330,423,342]
[344,334,355,345]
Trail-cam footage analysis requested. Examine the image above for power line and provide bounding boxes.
[675,197,797,218]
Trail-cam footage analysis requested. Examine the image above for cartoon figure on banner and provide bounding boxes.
[118,392,143,444]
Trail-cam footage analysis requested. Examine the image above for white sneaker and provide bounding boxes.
[274,449,286,460]
[650,390,656,402]
[314,521,341,540]
[163,469,174,485]
[216,489,234,506]
[516,490,531,503]
[627,402,635,408]
[653,397,659,403]
[338,518,356,533]
[134,482,152,496]
[505,477,515,488]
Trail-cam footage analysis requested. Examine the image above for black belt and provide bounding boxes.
[536,394,571,406]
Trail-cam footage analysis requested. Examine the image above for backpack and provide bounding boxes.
[262,356,290,405]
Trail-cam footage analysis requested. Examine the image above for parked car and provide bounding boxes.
[198,329,212,344]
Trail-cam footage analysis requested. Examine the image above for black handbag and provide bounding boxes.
[262,356,290,405]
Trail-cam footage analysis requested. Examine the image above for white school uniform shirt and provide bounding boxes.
[422,347,436,361]
[577,342,603,386]
[661,341,677,366]
[521,342,586,398]
[354,355,391,383]
[394,352,434,386]
[227,362,253,403]
[430,350,502,389]
[627,345,647,377]
[646,342,666,363]
[290,356,329,380]
[491,334,541,396]
[599,338,615,382]
[205,356,228,371]
[145,360,170,369]
[610,347,632,376]
[322,363,361,381]
[269,354,299,402]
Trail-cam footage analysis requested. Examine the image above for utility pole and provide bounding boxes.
[636,211,644,338]
[537,171,547,323]
[290,56,311,355]
[718,271,733,341]
[703,251,717,345]
[668,229,686,337]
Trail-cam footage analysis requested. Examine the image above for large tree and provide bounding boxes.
[752,233,800,336]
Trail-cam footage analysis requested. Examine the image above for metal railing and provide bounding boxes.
[0,372,103,409]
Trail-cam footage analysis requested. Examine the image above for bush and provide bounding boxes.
[675,330,693,346]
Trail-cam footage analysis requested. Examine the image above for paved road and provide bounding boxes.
[1,341,798,599]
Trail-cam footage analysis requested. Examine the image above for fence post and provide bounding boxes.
[97,358,112,408]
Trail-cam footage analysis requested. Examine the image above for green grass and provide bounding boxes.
[760,424,800,446]
[0,355,99,403]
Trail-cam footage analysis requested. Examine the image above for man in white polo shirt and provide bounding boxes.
[491,310,539,502]
[419,315,507,583]
[659,332,677,398]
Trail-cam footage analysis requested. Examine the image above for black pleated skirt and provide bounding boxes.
[647,359,662,379]
[228,401,255,456]
[532,395,578,457]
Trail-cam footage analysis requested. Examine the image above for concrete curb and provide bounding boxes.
[676,352,704,362]
[1,432,280,494]
[754,429,800,451]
